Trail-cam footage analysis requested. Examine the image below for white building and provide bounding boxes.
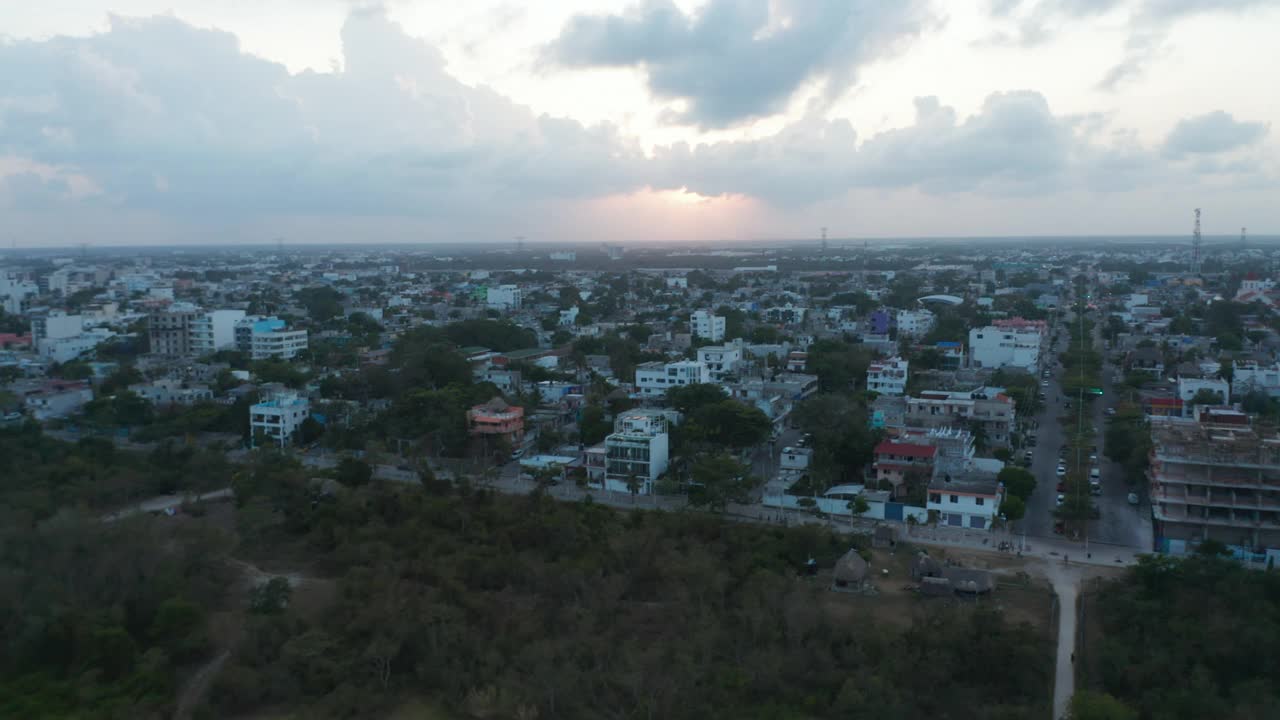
[895,309,935,338]
[927,472,1003,531]
[1177,377,1229,416]
[249,391,311,448]
[666,276,688,289]
[39,327,116,363]
[129,379,214,406]
[31,312,85,353]
[1233,360,1280,398]
[692,310,725,342]
[486,284,523,309]
[968,326,1041,372]
[696,344,742,380]
[0,271,38,314]
[867,357,909,396]
[635,360,712,397]
[559,306,580,326]
[549,251,577,261]
[190,309,247,355]
[604,410,670,495]
[236,316,309,360]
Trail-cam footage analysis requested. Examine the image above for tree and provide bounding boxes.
[578,404,611,446]
[249,577,292,614]
[998,495,1026,523]
[1068,692,1137,720]
[687,455,754,512]
[666,383,729,414]
[997,467,1036,501]
[1188,388,1225,406]
[335,458,373,487]
[848,494,870,517]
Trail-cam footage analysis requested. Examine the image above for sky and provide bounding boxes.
[1,0,1278,247]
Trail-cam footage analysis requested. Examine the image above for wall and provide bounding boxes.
[762,491,928,524]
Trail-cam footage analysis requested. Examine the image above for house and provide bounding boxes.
[927,470,1003,531]
[22,380,93,421]
[830,549,869,592]
[697,344,743,380]
[467,397,525,447]
[866,357,908,396]
[969,325,1041,372]
[1127,346,1165,377]
[1233,360,1280,398]
[603,410,671,495]
[872,440,937,497]
[1176,377,1230,416]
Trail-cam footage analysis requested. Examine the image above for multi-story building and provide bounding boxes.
[1149,411,1280,565]
[467,397,525,448]
[1176,377,1230,416]
[0,271,38,314]
[486,284,522,309]
[128,379,214,406]
[635,360,711,397]
[867,357,909,396]
[968,325,1041,372]
[604,410,670,495]
[190,309,247,355]
[148,303,201,357]
[927,471,1003,531]
[879,387,1017,448]
[249,390,311,448]
[1233,360,1280,398]
[872,440,937,497]
[31,311,84,354]
[692,310,725,342]
[696,344,742,380]
[895,309,935,338]
[235,316,309,360]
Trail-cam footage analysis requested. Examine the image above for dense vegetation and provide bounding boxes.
[1084,554,1280,720]
[211,465,1053,719]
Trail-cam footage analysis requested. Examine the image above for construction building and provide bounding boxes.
[1149,411,1280,566]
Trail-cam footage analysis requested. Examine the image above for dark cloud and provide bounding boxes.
[545,0,928,128]
[1163,110,1269,156]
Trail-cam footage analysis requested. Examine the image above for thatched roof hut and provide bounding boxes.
[911,551,943,580]
[831,549,869,590]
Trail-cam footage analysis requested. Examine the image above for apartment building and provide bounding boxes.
[968,325,1041,372]
[604,409,671,495]
[692,310,725,342]
[236,316,309,360]
[486,284,522,309]
[249,390,311,448]
[467,397,525,448]
[1149,412,1280,565]
[879,387,1017,448]
[31,311,84,353]
[895,309,935,338]
[634,360,711,397]
[148,303,201,357]
[697,344,742,380]
[190,309,247,355]
[867,357,909,396]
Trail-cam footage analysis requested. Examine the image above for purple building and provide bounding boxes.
[868,309,892,335]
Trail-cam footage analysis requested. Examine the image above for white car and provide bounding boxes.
[1056,494,1065,506]
[1056,465,1067,477]
[1041,380,1050,387]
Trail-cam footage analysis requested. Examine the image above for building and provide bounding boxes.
[696,344,742,380]
[968,326,1041,372]
[0,271,38,314]
[549,251,577,261]
[249,390,311,448]
[38,327,116,363]
[190,309,247,355]
[692,310,725,342]
[22,380,93,421]
[883,387,1017,448]
[128,379,214,406]
[467,397,525,448]
[148,303,201,357]
[604,409,670,495]
[867,357,909,396]
[1149,412,1280,565]
[559,306,579,326]
[1233,360,1280,398]
[486,284,523,310]
[634,360,711,397]
[895,309,935,338]
[236,316,309,360]
[31,311,84,354]
[1176,377,1230,416]
[872,440,937,497]
[927,471,1003,530]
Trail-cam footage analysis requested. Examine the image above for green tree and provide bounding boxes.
[998,495,1026,523]
[687,455,754,512]
[249,577,292,614]
[997,467,1036,501]
[335,457,373,487]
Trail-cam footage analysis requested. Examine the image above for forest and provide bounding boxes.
[1082,553,1280,720]
[0,431,1055,719]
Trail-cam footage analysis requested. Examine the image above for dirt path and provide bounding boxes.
[1045,563,1079,720]
[174,650,229,720]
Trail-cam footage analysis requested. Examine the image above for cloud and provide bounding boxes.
[1163,110,1269,156]
[544,0,929,128]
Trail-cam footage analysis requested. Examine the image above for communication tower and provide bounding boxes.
[1190,208,1202,275]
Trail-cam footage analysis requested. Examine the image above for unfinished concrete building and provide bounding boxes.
[1149,410,1280,566]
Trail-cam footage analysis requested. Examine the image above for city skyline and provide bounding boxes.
[2,0,1278,246]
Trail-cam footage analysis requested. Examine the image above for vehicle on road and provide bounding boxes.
[1057,481,1065,492]
[1127,492,1139,505]
[1056,465,1066,477]
[511,448,525,461]
[1056,494,1065,506]
[1041,380,1050,387]
[1105,407,1117,416]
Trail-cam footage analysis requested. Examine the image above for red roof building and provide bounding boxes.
[873,441,938,497]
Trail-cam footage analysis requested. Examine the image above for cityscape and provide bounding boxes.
[2,2,1279,720]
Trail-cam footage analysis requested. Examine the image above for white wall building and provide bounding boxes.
[190,309,247,355]
[692,310,725,342]
[1177,377,1230,415]
[867,357,909,396]
[927,473,1003,531]
[559,306,579,326]
[0,271,38,314]
[31,312,85,353]
[635,360,712,397]
[1233,360,1280,398]
[696,344,742,380]
[549,251,577,261]
[39,328,116,363]
[486,284,522,309]
[895,309,935,338]
[666,276,688,289]
[604,410,670,495]
[236,316,309,360]
[968,326,1041,372]
[250,391,311,448]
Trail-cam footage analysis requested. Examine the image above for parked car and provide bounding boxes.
[1127,492,1140,505]
[1056,494,1065,506]
[1105,407,1117,416]
[1056,465,1067,477]
[511,448,525,461]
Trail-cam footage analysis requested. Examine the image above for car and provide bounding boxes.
[1053,520,1066,534]
[1056,481,1065,492]
[1105,407,1117,416]
[1127,492,1140,505]
[1056,494,1065,506]
[1041,380,1050,387]
[511,448,525,461]
[1089,454,1098,463]
[1090,482,1102,496]
[1056,465,1067,477]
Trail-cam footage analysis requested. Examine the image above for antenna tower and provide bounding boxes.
[1191,208,1202,275]
[1241,227,1247,251]
[821,227,828,252]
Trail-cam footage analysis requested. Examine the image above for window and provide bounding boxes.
[975,497,984,506]
[950,495,958,503]
[929,493,941,504]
